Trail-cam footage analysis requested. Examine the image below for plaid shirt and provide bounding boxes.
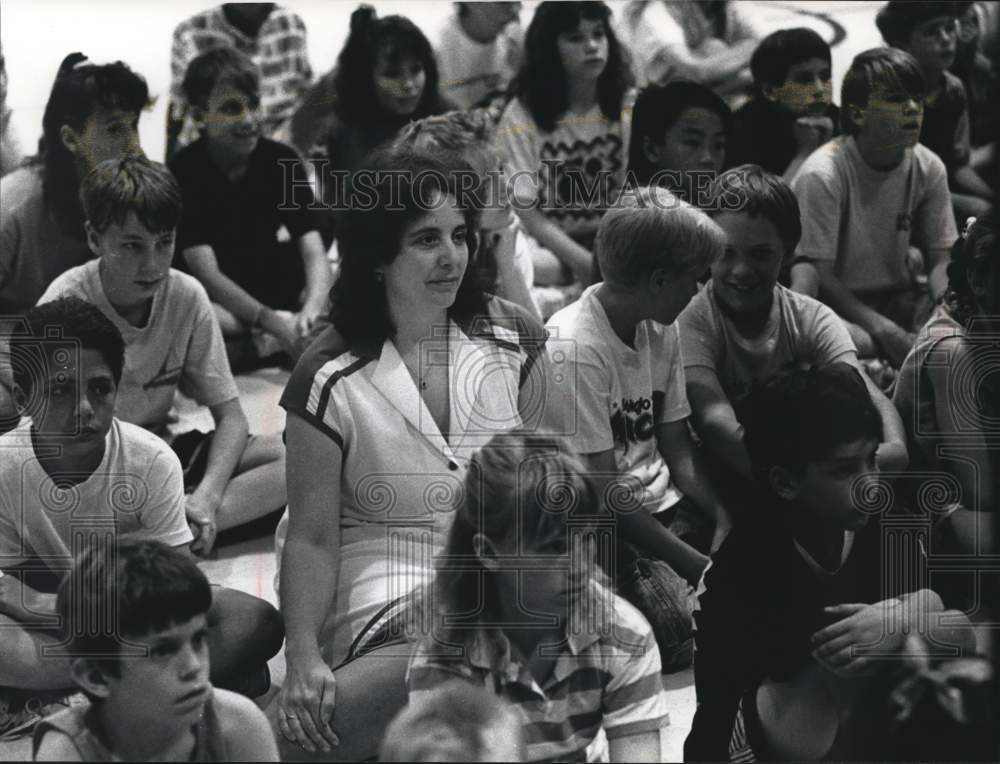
[407,584,670,762]
[169,5,312,149]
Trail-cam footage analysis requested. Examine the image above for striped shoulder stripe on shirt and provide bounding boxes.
[279,326,375,446]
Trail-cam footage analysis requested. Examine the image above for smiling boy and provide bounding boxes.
[169,47,331,368]
[791,47,958,367]
[32,541,278,761]
[679,166,908,484]
[39,156,287,553]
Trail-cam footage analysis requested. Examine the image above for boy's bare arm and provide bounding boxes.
[295,230,333,334]
[183,244,299,352]
[816,262,914,365]
[656,38,756,87]
[186,398,249,556]
[656,419,731,549]
[854,361,909,473]
[582,449,708,584]
[685,366,751,479]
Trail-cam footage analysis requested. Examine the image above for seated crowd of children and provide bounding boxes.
[0,1,996,761]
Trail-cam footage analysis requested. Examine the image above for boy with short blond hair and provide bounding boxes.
[791,47,957,367]
[547,186,730,588]
[33,540,279,761]
[39,156,286,554]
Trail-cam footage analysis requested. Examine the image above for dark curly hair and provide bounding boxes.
[35,53,150,239]
[329,145,487,351]
[9,296,125,407]
[333,5,445,125]
[514,1,633,132]
[944,211,996,328]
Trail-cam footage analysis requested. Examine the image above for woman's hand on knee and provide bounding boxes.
[276,656,340,753]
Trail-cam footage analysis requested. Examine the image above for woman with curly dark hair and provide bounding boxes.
[497,1,634,289]
[270,145,551,758]
[894,212,997,554]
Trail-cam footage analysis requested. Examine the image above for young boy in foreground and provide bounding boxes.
[40,156,287,555]
[0,298,282,720]
[33,540,278,761]
[685,363,975,761]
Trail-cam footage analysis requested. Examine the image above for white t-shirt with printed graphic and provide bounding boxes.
[39,262,239,437]
[497,94,634,243]
[546,284,690,513]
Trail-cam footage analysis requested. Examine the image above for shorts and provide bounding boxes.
[170,429,215,493]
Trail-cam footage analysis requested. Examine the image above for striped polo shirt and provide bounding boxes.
[407,583,670,762]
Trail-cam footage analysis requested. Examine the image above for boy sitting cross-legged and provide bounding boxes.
[169,47,332,368]
[39,156,286,555]
[33,540,279,761]
[684,363,976,761]
[546,185,731,587]
[678,165,909,490]
[0,298,282,738]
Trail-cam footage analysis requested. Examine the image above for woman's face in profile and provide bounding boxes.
[382,190,470,314]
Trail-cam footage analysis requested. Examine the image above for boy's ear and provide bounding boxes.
[70,658,114,700]
[760,82,779,102]
[641,135,662,166]
[190,105,206,129]
[59,124,82,158]
[848,103,867,130]
[768,465,800,501]
[84,221,102,256]
[472,532,500,572]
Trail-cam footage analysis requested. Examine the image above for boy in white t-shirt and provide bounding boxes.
[435,2,522,111]
[679,165,909,484]
[547,185,729,586]
[39,157,286,556]
[0,298,282,738]
[791,47,957,367]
